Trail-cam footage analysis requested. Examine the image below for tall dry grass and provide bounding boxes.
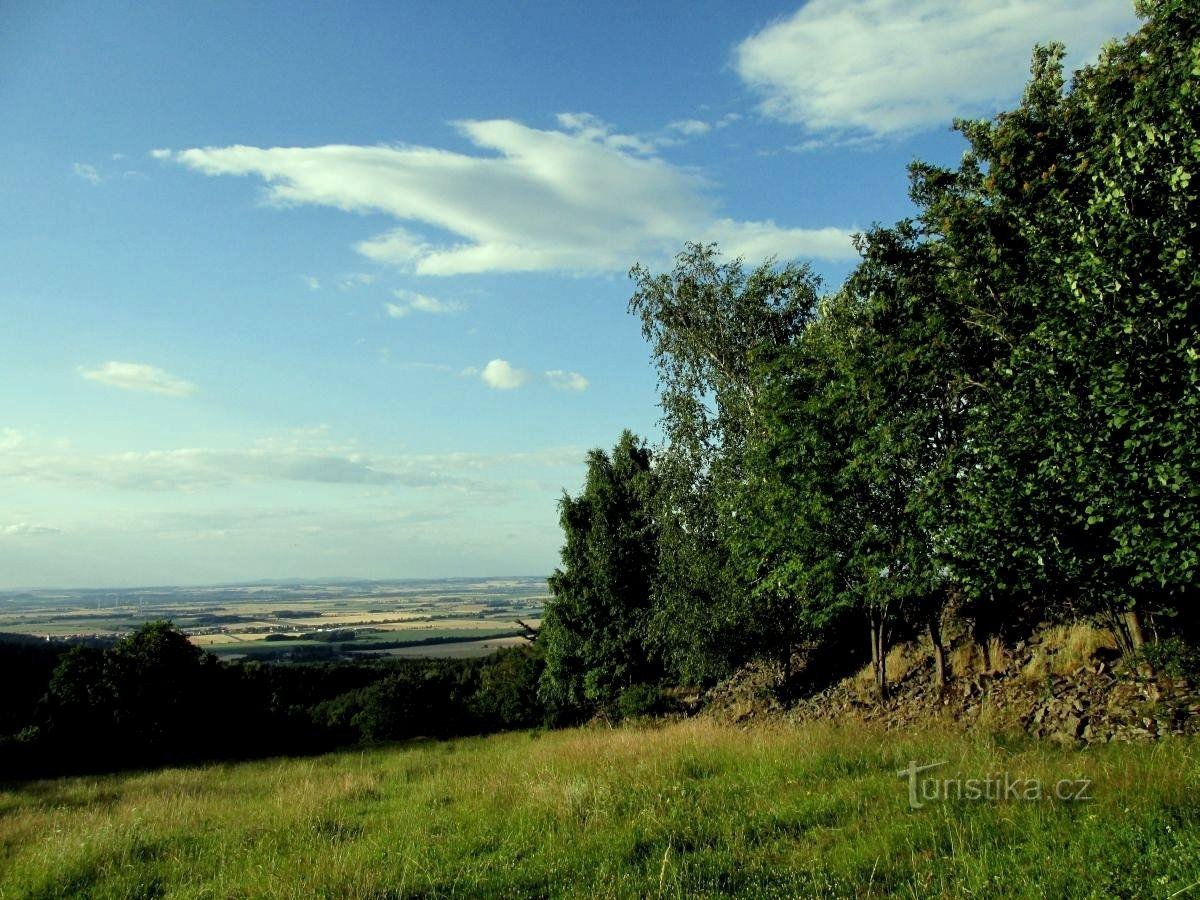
[1,716,1196,897]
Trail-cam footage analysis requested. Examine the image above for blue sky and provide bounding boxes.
[0,0,1138,588]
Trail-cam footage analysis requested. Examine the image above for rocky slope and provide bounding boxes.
[705,624,1200,745]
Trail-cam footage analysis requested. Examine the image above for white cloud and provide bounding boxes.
[72,162,102,185]
[79,361,198,397]
[386,289,462,318]
[668,119,712,136]
[1,523,60,536]
[734,0,1137,137]
[303,275,321,290]
[554,112,665,155]
[406,291,460,314]
[480,359,531,390]
[544,370,589,392]
[338,273,375,290]
[0,432,581,493]
[159,115,857,275]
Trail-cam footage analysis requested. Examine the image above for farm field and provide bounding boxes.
[1,719,1197,897]
[0,577,545,660]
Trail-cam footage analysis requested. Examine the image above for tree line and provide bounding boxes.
[540,1,1199,715]
[0,623,548,777]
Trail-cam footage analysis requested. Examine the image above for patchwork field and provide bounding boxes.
[0,577,546,660]
[1,719,1197,897]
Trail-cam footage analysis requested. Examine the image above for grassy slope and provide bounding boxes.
[1,720,1197,898]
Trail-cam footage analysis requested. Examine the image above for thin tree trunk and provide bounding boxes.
[1124,609,1146,651]
[1124,608,1155,675]
[870,612,889,701]
[929,614,947,690]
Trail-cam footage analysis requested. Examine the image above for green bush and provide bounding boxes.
[1139,638,1200,679]
[617,683,664,719]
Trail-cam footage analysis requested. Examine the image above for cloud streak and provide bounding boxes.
[158,115,857,275]
[0,431,582,494]
[1,523,60,536]
[735,0,1136,137]
[79,361,198,397]
[72,162,102,185]
[385,289,463,318]
[544,370,589,392]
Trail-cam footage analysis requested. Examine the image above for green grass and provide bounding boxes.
[1,720,1197,898]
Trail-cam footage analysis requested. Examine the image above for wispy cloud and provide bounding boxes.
[158,114,856,276]
[1,523,60,536]
[544,370,589,392]
[303,274,321,290]
[79,361,198,397]
[668,119,712,137]
[72,162,102,185]
[734,0,1136,138]
[0,431,583,494]
[479,359,531,390]
[385,289,463,318]
[338,273,375,290]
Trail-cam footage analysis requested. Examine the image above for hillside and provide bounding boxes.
[2,719,1198,897]
[708,623,1200,747]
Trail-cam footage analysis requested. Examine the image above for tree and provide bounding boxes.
[841,223,977,687]
[38,621,219,767]
[734,292,872,692]
[539,431,660,714]
[473,645,546,729]
[734,214,983,699]
[628,243,822,684]
[917,2,1199,652]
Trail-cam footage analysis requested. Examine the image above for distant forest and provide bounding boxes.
[0,625,546,777]
[1,2,1196,778]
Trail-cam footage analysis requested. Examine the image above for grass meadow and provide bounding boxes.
[1,719,1197,898]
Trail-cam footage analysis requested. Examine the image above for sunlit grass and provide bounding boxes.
[1,720,1197,897]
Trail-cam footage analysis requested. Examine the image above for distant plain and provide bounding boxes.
[0,577,545,660]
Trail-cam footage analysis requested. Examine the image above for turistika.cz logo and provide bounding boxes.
[897,760,1093,809]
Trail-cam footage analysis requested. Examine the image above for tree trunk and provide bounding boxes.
[1123,609,1146,651]
[870,612,889,701]
[928,614,947,690]
[1124,608,1155,675]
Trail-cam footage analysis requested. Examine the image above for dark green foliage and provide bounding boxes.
[32,622,220,768]
[472,645,547,729]
[629,244,823,684]
[921,2,1200,645]
[611,3,1198,695]
[0,635,71,736]
[349,662,478,742]
[616,683,665,719]
[540,431,661,714]
[0,623,552,780]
